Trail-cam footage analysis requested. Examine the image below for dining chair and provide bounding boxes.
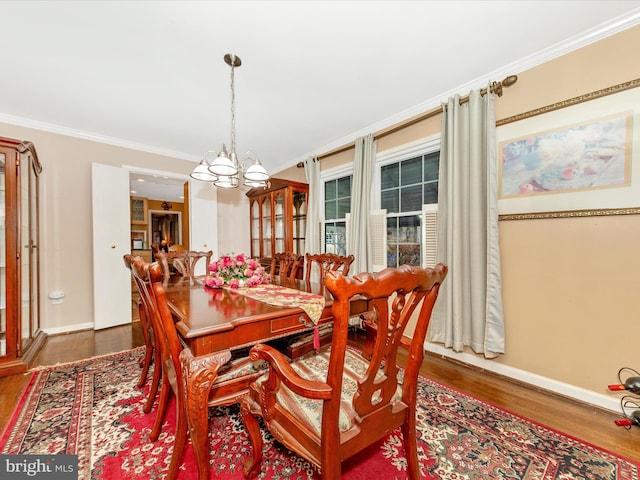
[304,253,355,286]
[155,251,188,281]
[180,250,213,279]
[130,257,267,480]
[155,250,212,283]
[123,254,161,414]
[270,252,304,280]
[275,253,357,358]
[240,263,448,480]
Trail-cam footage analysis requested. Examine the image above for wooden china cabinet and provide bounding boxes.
[0,137,45,377]
[246,178,308,266]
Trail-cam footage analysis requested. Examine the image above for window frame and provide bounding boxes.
[373,135,441,268]
[319,164,353,254]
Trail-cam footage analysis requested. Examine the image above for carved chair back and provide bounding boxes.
[155,250,213,283]
[241,263,448,480]
[270,252,303,280]
[304,252,355,286]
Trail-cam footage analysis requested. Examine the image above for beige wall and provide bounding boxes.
[216,188,251,256]
[0,123,196,333]
[304,25,640,406]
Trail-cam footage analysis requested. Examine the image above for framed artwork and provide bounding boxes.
[130,197,148,225]
[497,81,640,216]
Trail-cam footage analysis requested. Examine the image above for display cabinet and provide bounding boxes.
[0,137,45,377]
[246,178,308,264]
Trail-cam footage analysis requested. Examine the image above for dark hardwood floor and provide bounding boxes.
[1,320,638,463]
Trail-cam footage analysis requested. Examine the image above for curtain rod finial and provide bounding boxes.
[502,75,518,88]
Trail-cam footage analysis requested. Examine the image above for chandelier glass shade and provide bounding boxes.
[190,53,270,189]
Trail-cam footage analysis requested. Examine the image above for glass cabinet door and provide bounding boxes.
[20,151,39,352]
[274,191,285,253]
[261,196,272,258]
[292,188,307,254]
[250,199,260,257]
[0,153,5,357]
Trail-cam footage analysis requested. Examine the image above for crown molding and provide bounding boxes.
[0,112,200,162]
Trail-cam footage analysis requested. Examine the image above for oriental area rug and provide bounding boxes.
[1,348,638,480]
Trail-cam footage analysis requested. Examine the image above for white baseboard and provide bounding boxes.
[42,322,94,336]
[425,342,623,414]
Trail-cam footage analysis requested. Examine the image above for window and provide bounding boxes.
[323,175,351,255]
[380,151,439,267]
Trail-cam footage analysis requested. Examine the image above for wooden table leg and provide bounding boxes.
[180,350,232,480]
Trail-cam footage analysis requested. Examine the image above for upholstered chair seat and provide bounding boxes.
[255,346,400,437]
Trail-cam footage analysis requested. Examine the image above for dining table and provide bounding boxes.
[163,275,368,480]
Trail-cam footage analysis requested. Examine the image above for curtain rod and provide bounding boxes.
[296,74,518,168]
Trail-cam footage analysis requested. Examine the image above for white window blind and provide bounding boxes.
[422,203,438,268]
[346,209,387,273]
[369,209,387,273]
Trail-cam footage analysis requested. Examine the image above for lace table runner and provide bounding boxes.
[228,283,326,349]
[231,283,325,323]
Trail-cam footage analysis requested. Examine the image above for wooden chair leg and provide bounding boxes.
[137,346,153,388]
[166,394,188,480]
[137,306,152,387]
[401,413,420,480]
[185,381,213,480]
[320,447,341,480]
[150,376,171,441]
[143,344,162,414]
[239,397,263,479]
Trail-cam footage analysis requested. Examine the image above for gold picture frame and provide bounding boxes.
[497,79,640,217]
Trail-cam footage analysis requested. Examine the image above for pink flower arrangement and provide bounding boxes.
[204,253,270,289]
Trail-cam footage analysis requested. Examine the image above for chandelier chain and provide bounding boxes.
[230,54,236,156]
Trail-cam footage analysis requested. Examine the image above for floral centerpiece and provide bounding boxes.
[204,253,269,289]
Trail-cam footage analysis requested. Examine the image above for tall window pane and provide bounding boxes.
[381,163,398,189]
[337,198,350,218]
[381,151,439,267]
[337,176,351,197]
[322,175,352,256]
[401,157,421,186]
[325,222,347,255]
[381,189,399,213]
[400,185,422,212]
[424,152,439,181]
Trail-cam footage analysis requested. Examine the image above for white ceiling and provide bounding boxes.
[129,172,186,204]
[2,1,640,203]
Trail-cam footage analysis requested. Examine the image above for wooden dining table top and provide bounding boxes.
[163,276,364,356]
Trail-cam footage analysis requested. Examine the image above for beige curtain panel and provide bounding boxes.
[430,88,505,358]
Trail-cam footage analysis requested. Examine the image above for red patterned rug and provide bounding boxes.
[1,348,638,479]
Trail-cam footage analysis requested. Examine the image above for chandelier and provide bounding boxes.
[190,53,270,188]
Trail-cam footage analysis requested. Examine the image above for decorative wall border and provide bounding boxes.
[499,207,640,221]
[497,78,640,126]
